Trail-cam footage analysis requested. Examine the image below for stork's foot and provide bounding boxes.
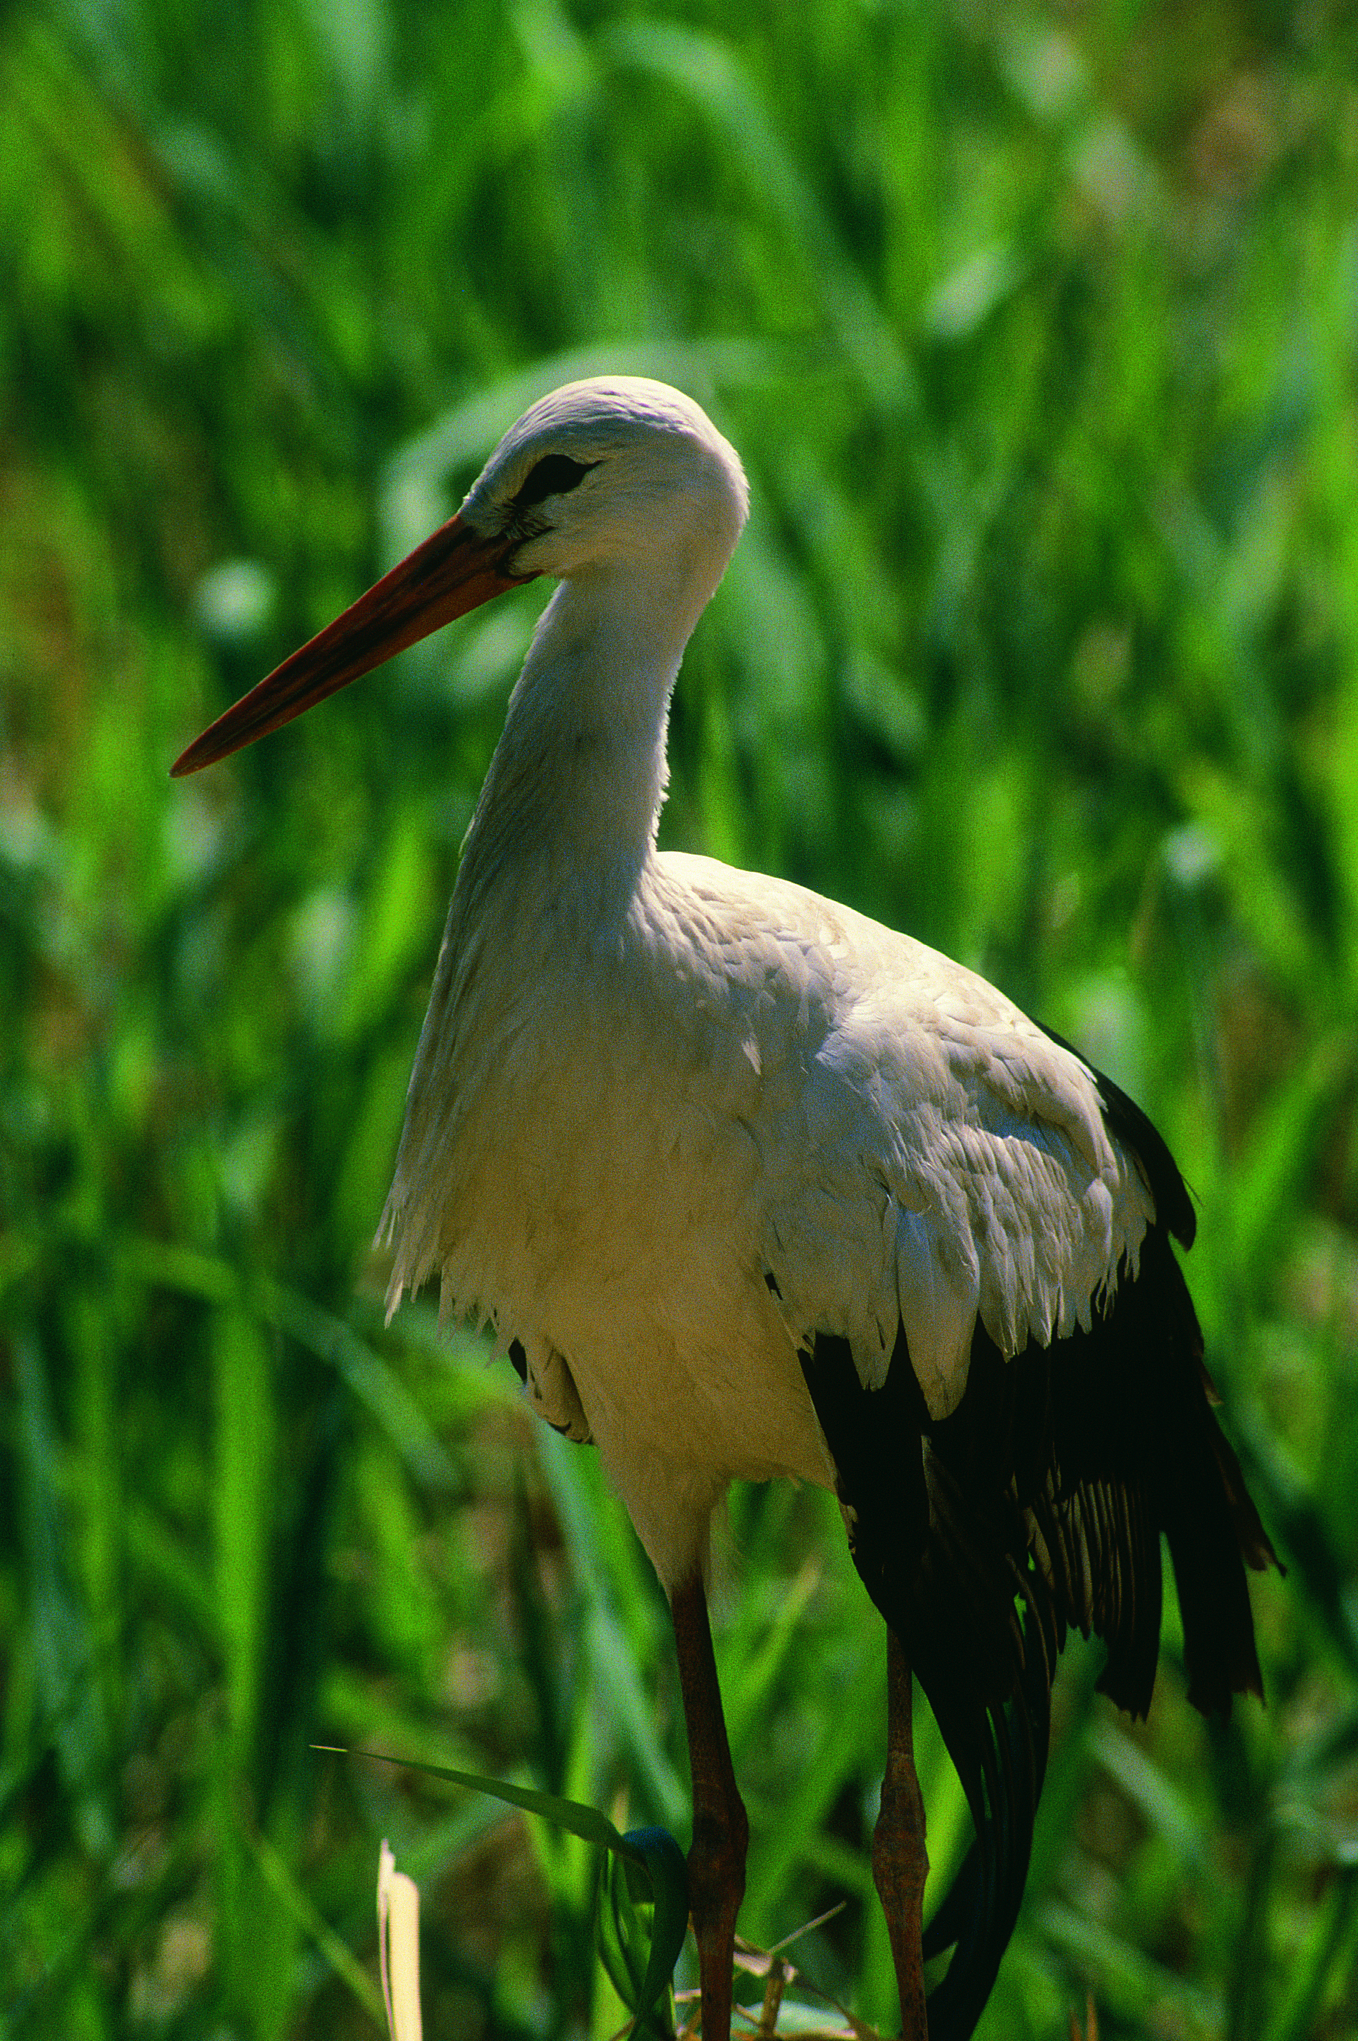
[874,1629,929,2038]
[671,1571,748,2041]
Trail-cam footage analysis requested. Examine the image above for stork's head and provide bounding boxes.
[463,376,748,580]
[171,376,748,776]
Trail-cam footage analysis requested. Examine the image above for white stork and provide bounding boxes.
[174,377,1276,2040]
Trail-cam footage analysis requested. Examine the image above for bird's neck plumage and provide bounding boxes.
[457,547,721,912]
[380,540,724,1308]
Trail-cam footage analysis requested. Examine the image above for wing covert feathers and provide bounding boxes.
[799,1199,1276,2037]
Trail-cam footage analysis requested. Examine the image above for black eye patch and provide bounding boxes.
[514,454,596,509]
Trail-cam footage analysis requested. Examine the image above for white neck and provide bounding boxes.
[457,546,722,909]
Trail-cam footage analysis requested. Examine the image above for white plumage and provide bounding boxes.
[174,375,1273,2041]
[383,842,1153,1584]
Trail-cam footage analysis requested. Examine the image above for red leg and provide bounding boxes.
[873,1628,929,2037]
[671,1570,748,2041]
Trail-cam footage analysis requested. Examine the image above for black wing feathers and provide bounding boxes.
[798,1042,1275,2038]
[800,1329,1054,2039]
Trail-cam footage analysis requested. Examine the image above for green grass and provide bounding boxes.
[3,0,1358,2035]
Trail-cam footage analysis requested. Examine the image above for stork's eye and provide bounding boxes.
[515,454,596,509]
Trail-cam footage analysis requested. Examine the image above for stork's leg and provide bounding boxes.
[874,1628,929,2038]
[671,1570,748,2041]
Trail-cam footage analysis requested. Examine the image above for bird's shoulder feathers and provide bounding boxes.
[644,854,1157,1420]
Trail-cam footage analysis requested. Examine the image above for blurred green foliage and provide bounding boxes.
[3,0,1358,2035]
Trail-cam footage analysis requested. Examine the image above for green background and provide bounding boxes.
[3,0,1357,2035]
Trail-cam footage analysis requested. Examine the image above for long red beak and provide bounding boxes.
[171,515,533,776]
